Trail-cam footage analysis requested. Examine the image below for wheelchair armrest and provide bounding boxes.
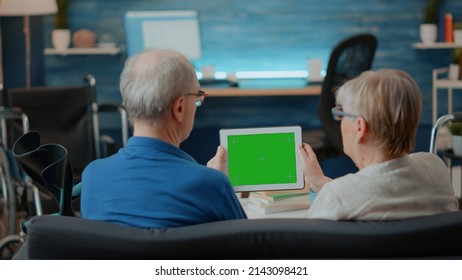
[99,134,119,157]
[97,103,129,147]
[0,107,29,129]
[0,107,29,150]
[98,103,123,113]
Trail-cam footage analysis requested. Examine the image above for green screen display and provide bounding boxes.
[227,132,297,186]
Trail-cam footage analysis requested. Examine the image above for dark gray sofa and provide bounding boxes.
[13,211,462,259]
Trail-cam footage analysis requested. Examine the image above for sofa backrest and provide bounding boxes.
[19,212,462,259]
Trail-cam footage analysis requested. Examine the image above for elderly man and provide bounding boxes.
[81,49,246,228]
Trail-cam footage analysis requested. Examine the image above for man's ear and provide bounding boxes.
[171,96,185,123]
[355,117,368,143]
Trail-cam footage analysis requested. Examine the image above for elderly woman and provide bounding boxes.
[298,69,459,220]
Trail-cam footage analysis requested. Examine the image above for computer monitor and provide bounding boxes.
[124,10,202,59]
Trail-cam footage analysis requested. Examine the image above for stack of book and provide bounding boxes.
[247,188,310,214]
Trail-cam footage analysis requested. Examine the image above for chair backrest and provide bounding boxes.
[319,34,377,153]
[0,75,98,182]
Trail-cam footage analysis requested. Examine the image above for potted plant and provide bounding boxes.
[420,0,441,44]
[52,0,71,51]
[449,48,462,80]
[448,121,462,156]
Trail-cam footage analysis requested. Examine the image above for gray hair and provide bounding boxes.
[119,49,198,125]
[336,69,422,156]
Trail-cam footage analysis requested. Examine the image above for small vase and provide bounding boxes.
[72,29,96,48]
[420,24,437,44]
[452,135,462,156]
[52,29,71,51]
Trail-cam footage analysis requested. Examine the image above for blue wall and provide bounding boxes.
[41,0,462,129]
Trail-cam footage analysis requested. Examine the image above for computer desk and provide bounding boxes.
[206,85,322,97]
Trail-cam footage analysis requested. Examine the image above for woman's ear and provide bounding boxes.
[355,117,368,143]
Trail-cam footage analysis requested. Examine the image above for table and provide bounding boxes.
[206,86,322,97]
[432,67,462,124]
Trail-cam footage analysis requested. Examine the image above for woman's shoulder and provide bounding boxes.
[323,172,366,192]
[409,152,445,164]
[408,152,449,174]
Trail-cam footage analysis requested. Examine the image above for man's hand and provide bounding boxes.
[207,146,226,173]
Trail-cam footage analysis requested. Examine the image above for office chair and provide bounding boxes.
[303,33,377,161]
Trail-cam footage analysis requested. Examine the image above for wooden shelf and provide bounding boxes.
[413,42,462,49]
[44,47,120,56]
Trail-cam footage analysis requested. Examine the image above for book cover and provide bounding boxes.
[247,201,310,214]
[249,191,307,202]
[249,193,310,206]
[254,185,309,197]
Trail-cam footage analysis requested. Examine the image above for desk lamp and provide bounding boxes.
[0,0,57,87]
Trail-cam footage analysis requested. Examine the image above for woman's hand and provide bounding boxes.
[207,146,226,173]
[297,143,332,191]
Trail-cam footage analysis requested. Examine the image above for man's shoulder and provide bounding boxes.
[82,153,121,176]
[188,163,229,181]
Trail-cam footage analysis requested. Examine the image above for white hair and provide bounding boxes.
[119,49,198,125]
[336,69,422,156]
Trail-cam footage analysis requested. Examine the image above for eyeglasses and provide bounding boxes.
[331,106,360,121]
[183,89,208,107]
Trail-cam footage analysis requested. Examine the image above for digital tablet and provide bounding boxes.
[219,126,303,192]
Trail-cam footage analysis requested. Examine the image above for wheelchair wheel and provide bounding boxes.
[0,146,16,237]
[0,234,22,260]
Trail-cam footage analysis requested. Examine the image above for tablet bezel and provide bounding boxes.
[219,126,303,192]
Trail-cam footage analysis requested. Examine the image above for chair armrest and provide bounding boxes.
[97,104,129,147]
[0,107,29,147]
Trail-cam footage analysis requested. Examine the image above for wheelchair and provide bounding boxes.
[0,108,35,259]
[0,76,129,259]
